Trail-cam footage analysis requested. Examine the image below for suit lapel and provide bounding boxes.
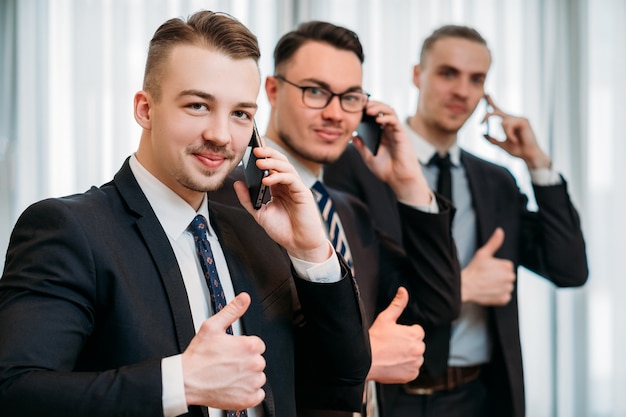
[461,151,496,247]
[113,159,197,352]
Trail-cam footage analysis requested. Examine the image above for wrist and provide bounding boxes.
[525,152,551,170]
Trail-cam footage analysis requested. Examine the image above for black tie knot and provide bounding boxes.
[429,152,452,169]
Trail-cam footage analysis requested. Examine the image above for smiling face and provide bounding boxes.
[134,44,260,208]
[265,41,364,176]
[413,37,491,143]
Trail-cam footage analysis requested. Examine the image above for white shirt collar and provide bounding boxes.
[403,118,461,166]
[128,154,212,240]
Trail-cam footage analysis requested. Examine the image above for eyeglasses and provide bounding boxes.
[274,75,370,113]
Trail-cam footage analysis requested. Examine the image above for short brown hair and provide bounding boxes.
[143,10,260,101]
[273,21,364,74]
[419,25,490,65]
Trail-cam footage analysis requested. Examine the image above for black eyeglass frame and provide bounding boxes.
[273,74,370,113]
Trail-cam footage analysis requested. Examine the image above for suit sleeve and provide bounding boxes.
[377,199,461,326]
[0,200,164,417]
[520,178,588,286]
[293,259,371,412]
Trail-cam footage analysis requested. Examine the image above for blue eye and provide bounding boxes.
[307,87,327,97]
[189,103,208,111]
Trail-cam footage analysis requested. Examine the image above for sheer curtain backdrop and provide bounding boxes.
[1,1,623,416]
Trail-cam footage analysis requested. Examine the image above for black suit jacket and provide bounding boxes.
[324,145,589,417]
[0,159,370,417]
[212,165,461,417]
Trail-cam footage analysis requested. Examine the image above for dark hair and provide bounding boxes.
[143,10,260,101]
[420,25,490,64]
[273,21,364,73]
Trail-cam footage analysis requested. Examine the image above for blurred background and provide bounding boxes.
[0,0,623,415]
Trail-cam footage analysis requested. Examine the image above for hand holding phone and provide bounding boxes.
[243,122,270,209]
[354,110,383,155]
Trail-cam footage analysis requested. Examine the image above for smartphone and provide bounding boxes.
[242,122,270,209]
[354,111,383,155]
[484,98,506,142]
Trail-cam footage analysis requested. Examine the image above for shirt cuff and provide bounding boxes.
[290,241,342,283]
[530,167,562,186]
[398,190,439,213]
[162,355,188,417]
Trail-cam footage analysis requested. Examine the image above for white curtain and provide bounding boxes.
[2,0,624,416]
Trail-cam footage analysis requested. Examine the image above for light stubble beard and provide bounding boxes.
[278,130,345,166]
[173,144,240,193]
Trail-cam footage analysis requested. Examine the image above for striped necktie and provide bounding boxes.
[311,181,353,271]
[188,214,248,417]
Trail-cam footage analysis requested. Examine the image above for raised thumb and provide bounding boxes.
[379,286,409,323]
[211,292,251,333]
[479,227,505,257]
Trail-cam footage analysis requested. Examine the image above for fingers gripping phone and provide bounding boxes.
[243,123,270,209]
[354,111,383,155]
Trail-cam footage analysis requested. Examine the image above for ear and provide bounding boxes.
[134,91,152,129]
[265,76,279,106]
[412,64,422,89]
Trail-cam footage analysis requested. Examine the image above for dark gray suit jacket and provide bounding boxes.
[325,145,589,417]
[0,159,371,417]
[212,165,462,417]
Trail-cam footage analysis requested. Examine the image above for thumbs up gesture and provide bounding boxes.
[181,292,266,410]
[461,228,516,306]
[367,287,425,384]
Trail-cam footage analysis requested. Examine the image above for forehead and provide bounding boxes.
[283,41,362,86]
[161,44,260,100]
[424,37,491,73]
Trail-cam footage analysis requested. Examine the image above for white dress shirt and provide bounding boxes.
[129,155,341,417]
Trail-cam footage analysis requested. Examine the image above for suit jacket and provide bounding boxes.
[0,159,371,417]
[324,145,589,417]
[211,166,461,417]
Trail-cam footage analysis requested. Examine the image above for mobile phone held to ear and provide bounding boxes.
[484,97,506,142]
[243,123,270,209]
[354,111,383,155]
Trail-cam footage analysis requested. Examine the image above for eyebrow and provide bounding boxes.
[299,78,365,94]
[178,89,258,110]
[437,65,486,79]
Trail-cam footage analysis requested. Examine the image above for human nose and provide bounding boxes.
[453,78,471,98]
[202,115,231,146]
[321,94,344,120]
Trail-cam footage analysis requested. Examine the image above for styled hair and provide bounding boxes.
[419,25,490,64]
[143,10,260,100]
[273,20,364,73]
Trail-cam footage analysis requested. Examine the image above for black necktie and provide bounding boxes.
[432,153,452,200]
[420,153,453,379]
[188,215,248,417]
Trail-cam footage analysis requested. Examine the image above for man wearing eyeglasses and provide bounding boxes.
[260,21,461,416]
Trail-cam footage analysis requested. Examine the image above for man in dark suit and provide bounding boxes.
[0,11,370,417]
[325,25,589,417]
[219,21,461,416]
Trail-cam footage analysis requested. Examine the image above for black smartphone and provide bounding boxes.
[243,122,270,209]
[355,111,383,155]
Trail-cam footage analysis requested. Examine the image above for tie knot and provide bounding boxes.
[429,153,452,169]
[188,214,209,239]
[311,181,328,202]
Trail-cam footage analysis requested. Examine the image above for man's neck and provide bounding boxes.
[407,113,457,154]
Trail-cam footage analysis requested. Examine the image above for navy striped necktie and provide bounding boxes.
[188,214,248,417]
[311,181,353,271]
